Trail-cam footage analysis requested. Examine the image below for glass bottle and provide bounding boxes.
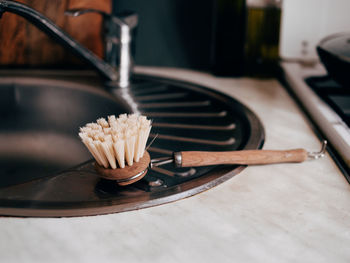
[245,0,282,77]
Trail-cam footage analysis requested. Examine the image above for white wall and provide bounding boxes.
[279,0,350,60]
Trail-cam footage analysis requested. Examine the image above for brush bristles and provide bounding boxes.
[79,114,152,169]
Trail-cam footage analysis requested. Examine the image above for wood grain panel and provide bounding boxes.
[0,0,111,66]
[180,149,308,167]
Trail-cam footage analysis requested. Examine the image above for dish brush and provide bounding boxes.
[79,114,152,185]
[79,114,327,187]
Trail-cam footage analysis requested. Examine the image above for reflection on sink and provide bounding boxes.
[0,77,131,188]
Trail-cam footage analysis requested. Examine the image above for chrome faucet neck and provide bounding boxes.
[65,8,138,88]
[108,12,138,88]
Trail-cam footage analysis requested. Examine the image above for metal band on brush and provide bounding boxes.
[115,169,147,183]
[173,152,182,168]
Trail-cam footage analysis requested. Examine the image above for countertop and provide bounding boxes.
[1,67,350,263]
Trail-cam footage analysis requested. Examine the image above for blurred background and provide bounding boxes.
[0,0,350,76]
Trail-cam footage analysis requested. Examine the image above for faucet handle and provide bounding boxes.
[112,10,138,29]
[64,8,138,28]
[65,8,109,18]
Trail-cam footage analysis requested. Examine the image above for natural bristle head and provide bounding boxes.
[79,113,152,170]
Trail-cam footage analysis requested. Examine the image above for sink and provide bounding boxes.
[0,76,131,188]
[0,70,264,217]
[0,1,263,217]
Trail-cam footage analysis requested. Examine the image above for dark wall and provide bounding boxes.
[115,0,214,70]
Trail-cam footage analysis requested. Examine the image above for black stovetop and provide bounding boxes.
[306,76,350,127]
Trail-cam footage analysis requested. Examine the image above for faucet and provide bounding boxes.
[0,0,137,88]
[64,8,137,88]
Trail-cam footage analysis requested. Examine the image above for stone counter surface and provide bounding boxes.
[1,68,350,263]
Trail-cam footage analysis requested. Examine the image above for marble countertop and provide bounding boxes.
[1,67,350,263]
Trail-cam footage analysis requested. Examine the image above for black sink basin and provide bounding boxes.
[0,71,264,217]
[0,77,131,188]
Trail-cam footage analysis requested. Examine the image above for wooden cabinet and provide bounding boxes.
[0,0,110,66]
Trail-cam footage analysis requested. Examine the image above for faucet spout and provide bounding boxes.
[0,0,119,81]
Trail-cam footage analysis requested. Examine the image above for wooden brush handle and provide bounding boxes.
[177,149,308,167]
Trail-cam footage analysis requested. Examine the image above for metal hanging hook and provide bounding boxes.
[307,140,327,159]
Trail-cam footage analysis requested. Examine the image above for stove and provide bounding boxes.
[305,76,350,127]
[281,62,350,182]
